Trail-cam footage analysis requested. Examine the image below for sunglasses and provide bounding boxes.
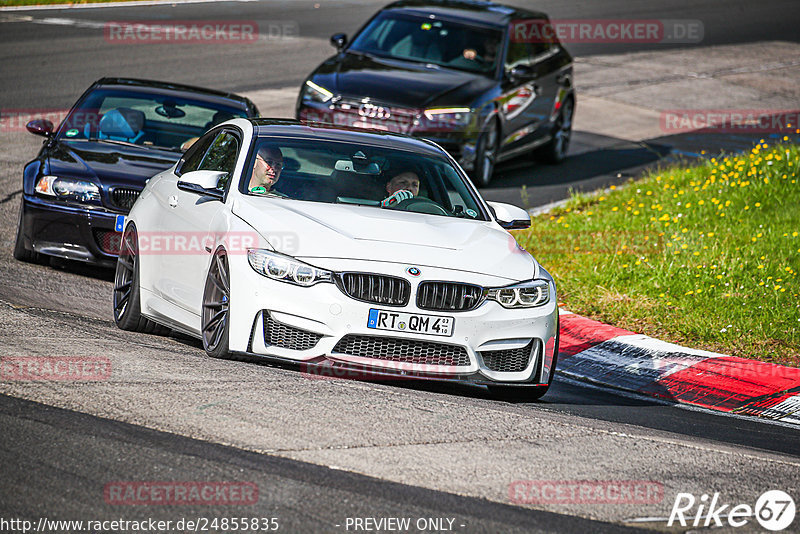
[257,155,284,170]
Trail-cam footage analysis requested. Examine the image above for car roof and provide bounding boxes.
[249,118,449,157]
[91,77,255,111]
[380,0,548,28]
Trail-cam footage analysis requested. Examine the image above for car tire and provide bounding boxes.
[201,248,232,359]
[471,120,499,188]
[489,317,560,401]
[113,224,169,335]
[535,97,573,164]
[13,199,42,264]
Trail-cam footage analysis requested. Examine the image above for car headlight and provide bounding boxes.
[303,80,334,103]
[35,175,101,205]
[487,279,551,308]
[421,107,472,129]
[247,249,333,287]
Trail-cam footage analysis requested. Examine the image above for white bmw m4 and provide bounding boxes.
[113,119,559,398]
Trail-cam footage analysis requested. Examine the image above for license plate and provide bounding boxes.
[367,309,454,337]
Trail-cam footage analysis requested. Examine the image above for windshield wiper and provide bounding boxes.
[90,138,183,152]
[90,138,142,150]
[347,49,374,59]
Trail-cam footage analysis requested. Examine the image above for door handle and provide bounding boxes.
[168,195,178,208]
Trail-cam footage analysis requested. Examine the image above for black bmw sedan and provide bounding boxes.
[296,0,574,187]
[14,78,258,267]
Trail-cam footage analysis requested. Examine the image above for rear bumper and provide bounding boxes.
[18,194,121,267]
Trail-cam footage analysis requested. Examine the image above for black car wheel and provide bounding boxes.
[536,97,574,164]
[202,248,231,359]
[13,199,42,264]
[472,120,499,188]
[113,225,168,334]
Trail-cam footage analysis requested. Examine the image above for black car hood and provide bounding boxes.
[320,52,495,108]
[46,140,179,188]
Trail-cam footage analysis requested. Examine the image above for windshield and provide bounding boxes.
[56,88,248,151]
[242,137,488,221]
[349,12,502,76]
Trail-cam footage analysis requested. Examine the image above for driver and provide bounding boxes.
[249,145,284,194]
[380,171,420,208]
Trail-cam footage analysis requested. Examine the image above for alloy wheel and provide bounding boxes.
[202,250,230,354]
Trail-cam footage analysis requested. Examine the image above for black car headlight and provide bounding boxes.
[303,80,334,103]
[247,249,333,286]
[35,175,101,205]
[420,107,473,129]
[487,279,551,308]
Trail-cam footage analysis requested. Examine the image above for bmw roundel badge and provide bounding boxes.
[407,267,421,276]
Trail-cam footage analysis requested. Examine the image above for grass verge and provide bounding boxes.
[514,141,800,365]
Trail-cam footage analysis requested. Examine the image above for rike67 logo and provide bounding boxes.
[668,490,795,531]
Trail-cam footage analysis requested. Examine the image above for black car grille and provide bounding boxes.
[479,341,535,373]
[332,99,418,134]
[110,188,141,211]
[333,334,471,367]
[339,273,410,306]
[417,281,485,312]
[92,229,122,255]
[263,313,322,351]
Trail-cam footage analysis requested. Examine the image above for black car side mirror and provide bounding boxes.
[330,33,347,51]
[26,119,54,138]
[508,64,536,83]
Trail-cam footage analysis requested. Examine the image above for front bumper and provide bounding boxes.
[228,257,558,385]
[297,103,478,171]
[18,194,122,267]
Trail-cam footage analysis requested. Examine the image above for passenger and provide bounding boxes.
[249,145,284,194]
[180,137,199,151]
[381,171,420,207]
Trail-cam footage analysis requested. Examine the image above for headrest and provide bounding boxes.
[98,108,145,138]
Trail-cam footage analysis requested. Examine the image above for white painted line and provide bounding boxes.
[0,0,256,12]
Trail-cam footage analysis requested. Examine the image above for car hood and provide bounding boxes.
[232,196,535,282]
[314,52,495,108]
[45,140,179,189]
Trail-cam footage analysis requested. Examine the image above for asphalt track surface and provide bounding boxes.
[1,1,800,533]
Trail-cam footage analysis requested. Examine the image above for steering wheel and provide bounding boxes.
[392,197,449,216]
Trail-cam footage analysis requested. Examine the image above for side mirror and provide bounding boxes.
[487,201,530,230]
[26,119,54,138]
[330,33,347,51]
[508,64,536,83]
[177,170,226,200]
